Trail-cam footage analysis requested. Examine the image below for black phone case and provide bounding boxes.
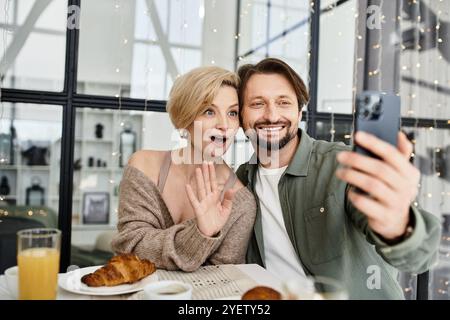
[353,91,401,158]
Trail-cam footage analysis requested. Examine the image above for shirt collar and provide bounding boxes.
[285,129,314,177]
[243,128,314,181]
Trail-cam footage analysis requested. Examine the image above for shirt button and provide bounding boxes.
[382,247,392,254]
[320,207,325,213]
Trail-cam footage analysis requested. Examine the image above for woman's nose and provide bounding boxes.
[216,114,229,130]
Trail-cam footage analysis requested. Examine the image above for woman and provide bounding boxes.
[111,66,256,271]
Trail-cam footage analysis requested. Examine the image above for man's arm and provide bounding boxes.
[337,132,441,273]
[345,184,441,273]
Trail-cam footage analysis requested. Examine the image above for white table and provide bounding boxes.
[0,264,282,300]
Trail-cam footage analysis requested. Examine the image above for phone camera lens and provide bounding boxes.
[373,104,381,113]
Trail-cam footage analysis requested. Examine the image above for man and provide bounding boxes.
[236,58,441,299]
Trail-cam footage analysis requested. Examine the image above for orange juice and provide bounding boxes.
[18,248,60,300]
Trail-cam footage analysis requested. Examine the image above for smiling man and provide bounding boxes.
[236,58,441,299]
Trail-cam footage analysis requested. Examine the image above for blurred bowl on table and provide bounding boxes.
[4,266,18,299]
[142,280,192,300]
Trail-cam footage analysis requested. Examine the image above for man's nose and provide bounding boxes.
[263,102,280,123]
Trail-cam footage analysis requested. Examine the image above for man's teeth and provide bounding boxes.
[259,127,283,131]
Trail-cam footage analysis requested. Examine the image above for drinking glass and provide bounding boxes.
[17,228,61,300]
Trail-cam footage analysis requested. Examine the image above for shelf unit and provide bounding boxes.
[63,108,143,246]
[0,145,53,209]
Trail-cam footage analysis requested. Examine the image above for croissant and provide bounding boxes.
[81,254,156,287]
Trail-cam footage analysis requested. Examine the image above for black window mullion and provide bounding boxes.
[0,88,66,105]
[307,0,321,137]
[72,94,166,112]
[57,0,80,272]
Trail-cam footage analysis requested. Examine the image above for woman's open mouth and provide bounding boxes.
[210,135,228,147]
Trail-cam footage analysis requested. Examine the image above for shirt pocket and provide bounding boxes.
[304,193,346,265]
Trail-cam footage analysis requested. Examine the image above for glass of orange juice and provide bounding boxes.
[17,228,61,300]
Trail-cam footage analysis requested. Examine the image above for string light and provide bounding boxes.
[376,0,384,91]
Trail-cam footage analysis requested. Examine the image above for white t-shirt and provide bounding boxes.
[255,165,307,282]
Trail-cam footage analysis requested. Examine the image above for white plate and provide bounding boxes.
[58,266,158,296]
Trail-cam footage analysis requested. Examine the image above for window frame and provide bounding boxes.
[1,0,447,300]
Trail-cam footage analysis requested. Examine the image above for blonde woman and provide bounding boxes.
[111,66,256,271]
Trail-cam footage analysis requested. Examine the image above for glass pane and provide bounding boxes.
[403,127,450,299]
[268,1,309,39]
[238,0,268,57]
[399,0,450,120]
[317,0,357,114]
[0,0,67,91]
[0,103,62,273]
[78,0,314,99]
[238,0,311,83]
[77,0,237,99]
[315,120,353,144]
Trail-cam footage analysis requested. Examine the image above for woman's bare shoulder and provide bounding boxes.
[127,150,168,184]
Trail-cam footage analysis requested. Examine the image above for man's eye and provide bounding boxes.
[204,109,215,116]
[251,102,264,107]
[279,101,291,106]
[228,111,238,117]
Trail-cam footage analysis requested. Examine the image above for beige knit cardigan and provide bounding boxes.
[111,165,257,272]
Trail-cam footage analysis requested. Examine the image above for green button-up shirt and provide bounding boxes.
[236,129,441,299]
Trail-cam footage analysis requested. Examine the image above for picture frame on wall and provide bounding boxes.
[82,192,110,224]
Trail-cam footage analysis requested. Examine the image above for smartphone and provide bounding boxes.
[353,91,401,159]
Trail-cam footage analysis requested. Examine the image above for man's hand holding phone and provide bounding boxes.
[336,131,420,242]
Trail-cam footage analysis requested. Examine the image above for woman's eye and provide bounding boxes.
[204,109,215,116]
[228,111,238,117]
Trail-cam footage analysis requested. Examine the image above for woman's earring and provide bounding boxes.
[179,129,188,139]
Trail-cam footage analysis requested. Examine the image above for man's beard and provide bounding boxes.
[254,121,297,152]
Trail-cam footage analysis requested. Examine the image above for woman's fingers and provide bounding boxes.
[185,184,200,210]
[209,162,218,193]
[195,168,206,200]
[202,162,212,194]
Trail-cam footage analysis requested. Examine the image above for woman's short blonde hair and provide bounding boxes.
[166,66,239,129]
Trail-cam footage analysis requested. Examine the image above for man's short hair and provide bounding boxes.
[237,58,309,122]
